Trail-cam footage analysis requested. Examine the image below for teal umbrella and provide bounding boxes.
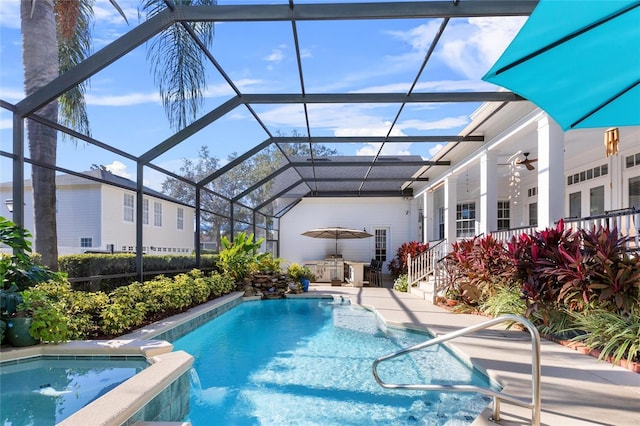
[483,0,640,130]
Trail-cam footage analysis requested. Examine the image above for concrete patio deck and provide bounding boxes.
[307,283,640,426]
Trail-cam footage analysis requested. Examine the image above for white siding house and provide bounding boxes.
[413,103,640,249]
[280,102,639,271]
[0,170,194,255]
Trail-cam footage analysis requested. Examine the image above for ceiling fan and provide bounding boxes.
[516,152,538,171]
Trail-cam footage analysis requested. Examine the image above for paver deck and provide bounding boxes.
[307,283,640,426]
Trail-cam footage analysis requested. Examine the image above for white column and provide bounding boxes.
[480,151,498,235]
[537,116,565,229]
[609,153,623,210]
[422,192,429,243]
[444,176,457,247]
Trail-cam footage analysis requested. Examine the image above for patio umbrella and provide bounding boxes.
[301,227,373,257]
[483,0,640,130]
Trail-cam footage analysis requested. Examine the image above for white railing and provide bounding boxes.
[407,239,447,286]
[563,208,639,251]
[491,225,537,243]
[490,208,639,252]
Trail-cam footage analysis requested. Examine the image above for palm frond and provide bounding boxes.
[141,0,216,130]
[57,0,93,137]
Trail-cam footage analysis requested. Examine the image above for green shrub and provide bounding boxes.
[206,272,235,297]
[100,283,149,336]
[393,274,409,292]
[20,287,71,343]
[188,269,211,304]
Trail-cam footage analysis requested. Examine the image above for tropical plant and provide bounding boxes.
[479,284,526,318]
[442,234,516,305]
[568,308,640,365]
[218,232,266,281]
[387,241,429,278]
[580,226,640,313]
[0,217,61,290]
[286,263,315,281]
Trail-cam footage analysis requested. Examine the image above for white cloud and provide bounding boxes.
[386,21,441,53]
[0,0,20,29]
[398,116,469,131]
[0,118,13,130]
[0,87,24,102]
[355,143,412,156]
[335,125,405,138]
[429,143,444,158]
[94,0,137,25]
[105,160,132,179]
[437,17,527,79]
[265,48,284,63]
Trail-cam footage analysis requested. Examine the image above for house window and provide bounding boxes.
[374,228,388,263]
[456,202,476,237]
[177,207,184,230]
[154,202,162,226]
[625,152,640,168]
[80,237,92,248]
[143,199,149,225]
[497,201,510,231]
[528,202,538,226]
[569,191,581,218]
[437,207,445,240]
[590,186,605,216]
[123,193,134,222]
[630,176,640,209]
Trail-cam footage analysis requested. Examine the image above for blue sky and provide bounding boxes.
[0,0,526,190]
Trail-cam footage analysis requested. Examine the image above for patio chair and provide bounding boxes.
[367,259,383,287]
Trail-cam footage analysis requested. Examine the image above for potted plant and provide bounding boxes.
[286,263,316,292]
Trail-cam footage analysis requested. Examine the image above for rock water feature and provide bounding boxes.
[240,272,303,299]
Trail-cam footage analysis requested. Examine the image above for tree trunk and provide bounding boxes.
[21,0,59,270]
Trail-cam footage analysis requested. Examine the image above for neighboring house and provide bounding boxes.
[0,169,194,255]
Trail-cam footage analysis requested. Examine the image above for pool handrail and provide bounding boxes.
[372,314,541,426]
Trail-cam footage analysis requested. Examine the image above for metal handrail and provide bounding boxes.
[372,314,541,425]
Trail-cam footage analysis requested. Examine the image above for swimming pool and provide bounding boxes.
[0,356,148,425]
[173,298,495,425]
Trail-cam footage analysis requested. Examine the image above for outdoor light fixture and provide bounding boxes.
[4,199,13,213]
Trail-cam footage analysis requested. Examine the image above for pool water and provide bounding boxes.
[0,356,148,425]
[173,298,495,425]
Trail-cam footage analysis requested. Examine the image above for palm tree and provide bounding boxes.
[20,0,215,269]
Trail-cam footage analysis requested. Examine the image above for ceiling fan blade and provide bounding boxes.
[525,162,535,171]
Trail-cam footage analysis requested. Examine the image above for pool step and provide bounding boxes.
[133,422,191,426]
